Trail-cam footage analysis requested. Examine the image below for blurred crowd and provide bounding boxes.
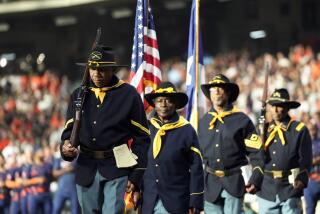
[160,44,320,127]
[0,68,79,213]
[0,43,319,213]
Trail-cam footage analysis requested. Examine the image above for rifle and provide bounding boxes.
[69,28,102,148]
[258,55,271,145]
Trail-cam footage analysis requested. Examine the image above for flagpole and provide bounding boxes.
[194,0,200,131]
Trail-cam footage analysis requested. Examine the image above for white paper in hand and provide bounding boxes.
[289,168,300,185]
[241,164,252,185]
[113,144,138,168]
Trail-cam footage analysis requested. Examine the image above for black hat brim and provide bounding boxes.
[267,100,301,109]
[145,92,189,109]
[76,62,128,68]
[201,82,239,103]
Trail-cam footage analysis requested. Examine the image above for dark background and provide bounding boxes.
[0,0,319,78]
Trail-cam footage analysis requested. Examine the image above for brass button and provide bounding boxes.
[217,159,220,162]
[97,104,100,108]
[216,129,219,133]
[155,164,159,167]
[215,144,219,147]
[93,121,97,125]
[156,179,159,183]
[273,151,276,154]
[93,138,96,142]
[272,163,276,167]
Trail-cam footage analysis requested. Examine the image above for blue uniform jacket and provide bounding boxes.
[199,106,265,202]
[257,117,312,202]
[142,113,204,214]
[0,171,10,207]
[29,163,52,195]
[61,75,150,188]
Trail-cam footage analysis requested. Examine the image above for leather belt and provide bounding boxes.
[80,146,114,159]
[205,165,241,178]
[265,170,291,179]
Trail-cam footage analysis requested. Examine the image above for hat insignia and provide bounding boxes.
[155,87,175,93]
[273,92,281,97]
[91,51,102,60]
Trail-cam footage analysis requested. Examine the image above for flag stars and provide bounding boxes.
[138,33,143,39]
[139,52,143,57]
[138,15,143,20]
[137,5,143,11]
[138,42,143,48]
[138,24,143,30]
[131,63,136,69]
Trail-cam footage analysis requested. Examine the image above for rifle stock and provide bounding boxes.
[69,28,102,148]
[259,57,271,145]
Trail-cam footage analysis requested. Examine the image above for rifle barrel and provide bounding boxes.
[70,28,102,148]
[259,58,271,145]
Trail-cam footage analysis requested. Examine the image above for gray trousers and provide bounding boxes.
[204,190,244,214]
[153,199,171,214]
[257,195,302,214]
[76,171,128,214]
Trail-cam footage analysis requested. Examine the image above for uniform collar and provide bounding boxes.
[268,116,294,132]
[89,76,123,103]
[210,103,234,113]
[152,112,179,126]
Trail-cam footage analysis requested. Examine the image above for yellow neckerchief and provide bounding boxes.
[150,116,189,159]
[208,107,239,130]
[264,119,295,149]
[90,80,124,104]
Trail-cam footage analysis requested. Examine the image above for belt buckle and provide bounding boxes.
[215,170,225,177]
[272,170,283,179]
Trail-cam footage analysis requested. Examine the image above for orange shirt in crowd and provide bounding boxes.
[5,98,16,112]
[20,75,29,91]
[311,61,320,81]
[50,113,63,129]
[0,138,10,151]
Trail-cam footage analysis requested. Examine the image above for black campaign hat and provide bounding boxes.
[267,88,300,109]
[144,82,188,109]
[201,74,239,103]
[76,45,128,69]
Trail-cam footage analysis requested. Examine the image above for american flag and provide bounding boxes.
[130,0,162,111]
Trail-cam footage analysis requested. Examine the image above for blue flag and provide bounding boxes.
[186,0,206,130]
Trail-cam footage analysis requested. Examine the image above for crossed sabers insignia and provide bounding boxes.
[91,51,102,60]
[273,92,281,98]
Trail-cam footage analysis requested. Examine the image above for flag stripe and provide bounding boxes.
[144,54,161,71]
[144,45,160,60]
[143,70,161,84]
[144,27,157,40]
[132,70,161,94]
[144,36,159,51]
[129,63,161,89]
[130,63,145,88]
